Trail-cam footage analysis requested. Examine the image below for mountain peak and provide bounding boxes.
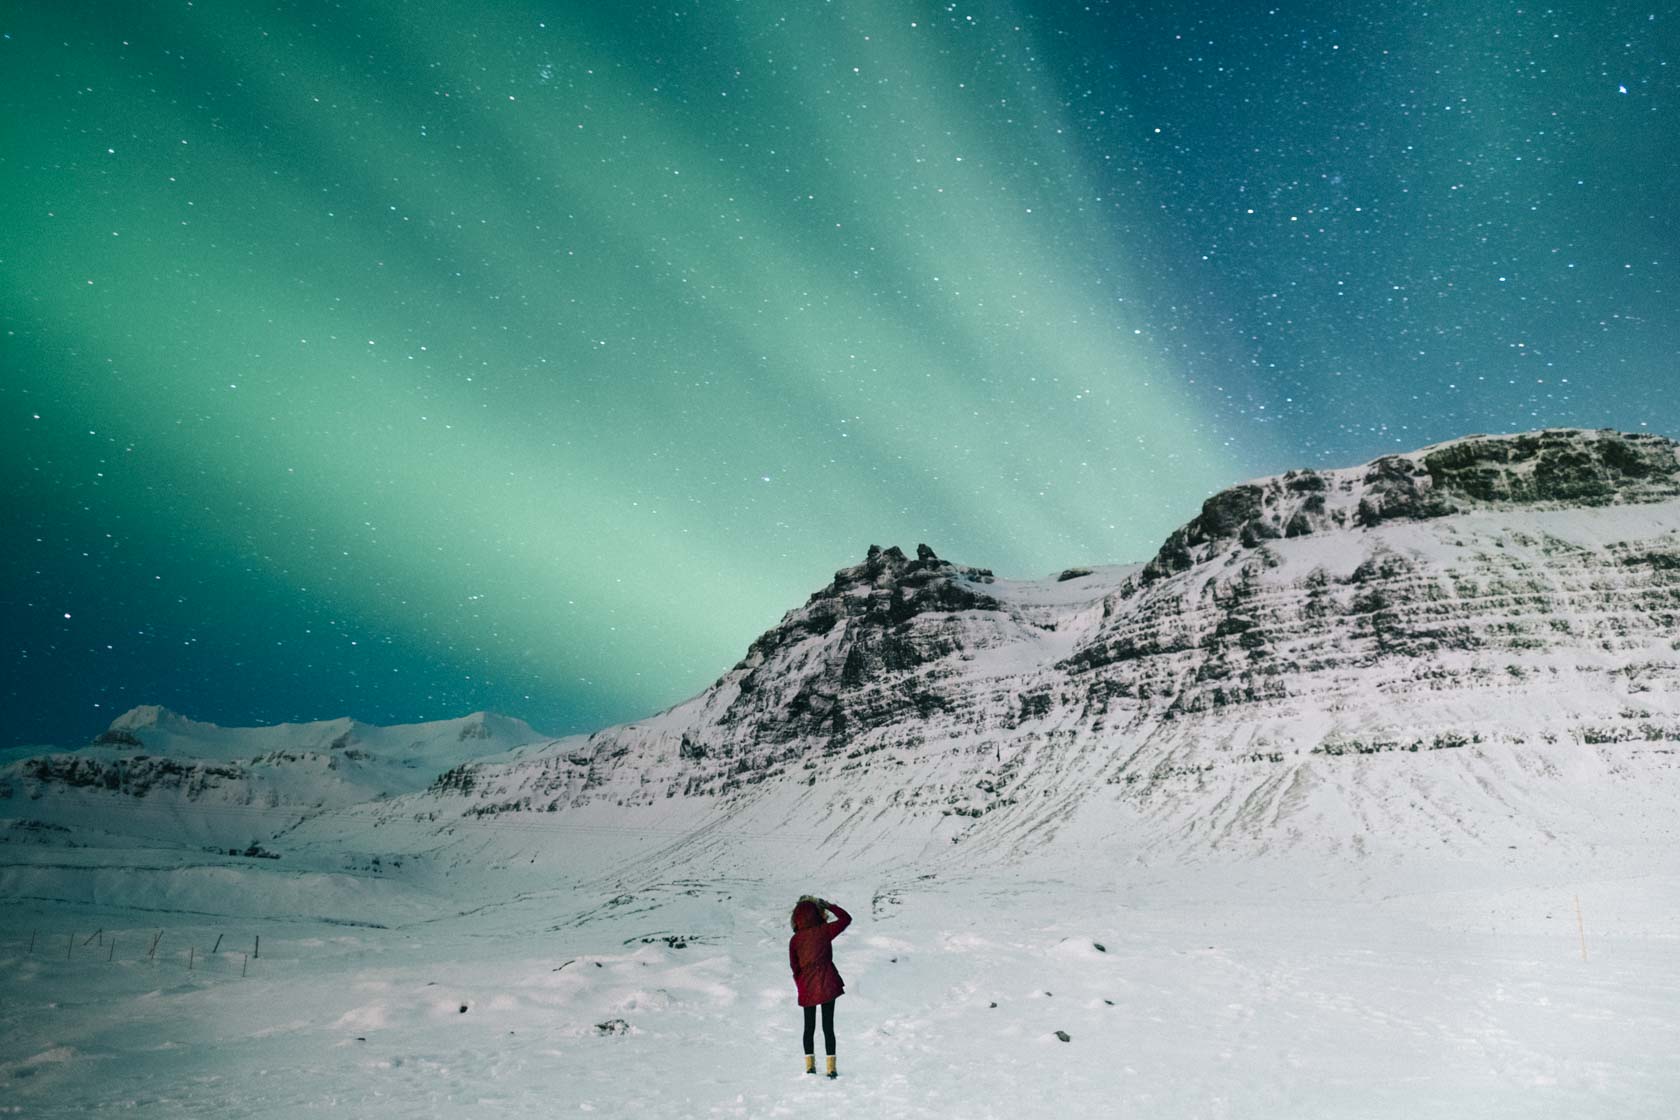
[449,711,541,742]
[106,704,180,731]
[97,705,212,745]
[840,542,993,589]
[734,543,999,670]
[702,543,1009,744]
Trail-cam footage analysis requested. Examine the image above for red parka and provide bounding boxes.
[788,900,851,1006]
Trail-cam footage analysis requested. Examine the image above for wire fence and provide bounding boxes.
[15,926,261,978]
[8,791,865,844]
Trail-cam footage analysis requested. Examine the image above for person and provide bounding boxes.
[788,895,851,1078]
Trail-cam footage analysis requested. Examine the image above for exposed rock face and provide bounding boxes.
[721,543,1001,743]
[1420,429,1678,504]
[1143,429,1680,581]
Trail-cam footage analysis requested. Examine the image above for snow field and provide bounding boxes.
[4,870,1680,1118]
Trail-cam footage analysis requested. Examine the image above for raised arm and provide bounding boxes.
[823,900,852,940]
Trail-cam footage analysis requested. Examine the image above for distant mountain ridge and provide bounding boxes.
[95,705,543,760]
[8,427,1680,891]
[1,707,550,850]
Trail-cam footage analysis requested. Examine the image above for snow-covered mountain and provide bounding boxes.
[0,707,549,851]
[9,428,1680,891]
[95,705,545,764]
[252,427,1680,886]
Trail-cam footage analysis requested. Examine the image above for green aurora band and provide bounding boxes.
[7,2,1323,733]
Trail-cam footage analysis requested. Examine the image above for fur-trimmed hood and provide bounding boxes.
[790,899,824,931]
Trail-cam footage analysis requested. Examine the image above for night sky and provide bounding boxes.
[4,2,1675,747]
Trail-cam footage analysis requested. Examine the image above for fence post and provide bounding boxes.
[1575,894,1588,961]
[189,946,195,971]
[148,931,162,960]
[109,937,116,962]
[68,933,74,959]
[212,934,223,954]
[242,952,249,978]
[28,931,35,953]
[254,935,260,960]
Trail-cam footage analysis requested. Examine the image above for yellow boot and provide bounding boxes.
[804,1054,815,1075]
[826,1055,837,1080]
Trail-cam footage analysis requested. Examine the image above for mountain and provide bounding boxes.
[94,705,544,767]
[0,707,549,851]
[9,428,1680,897]
[266,427,1680,886]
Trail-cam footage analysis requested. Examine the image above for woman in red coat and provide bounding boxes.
[789,895,851,1078]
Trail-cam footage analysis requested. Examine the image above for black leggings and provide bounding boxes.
[802,1000,836,1056]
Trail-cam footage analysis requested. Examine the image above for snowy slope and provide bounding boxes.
[7,869,1680,1119]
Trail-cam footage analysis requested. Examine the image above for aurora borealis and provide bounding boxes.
[3,2,1675,746]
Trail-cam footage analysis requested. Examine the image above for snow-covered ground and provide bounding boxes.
[4,857,1678,1118]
